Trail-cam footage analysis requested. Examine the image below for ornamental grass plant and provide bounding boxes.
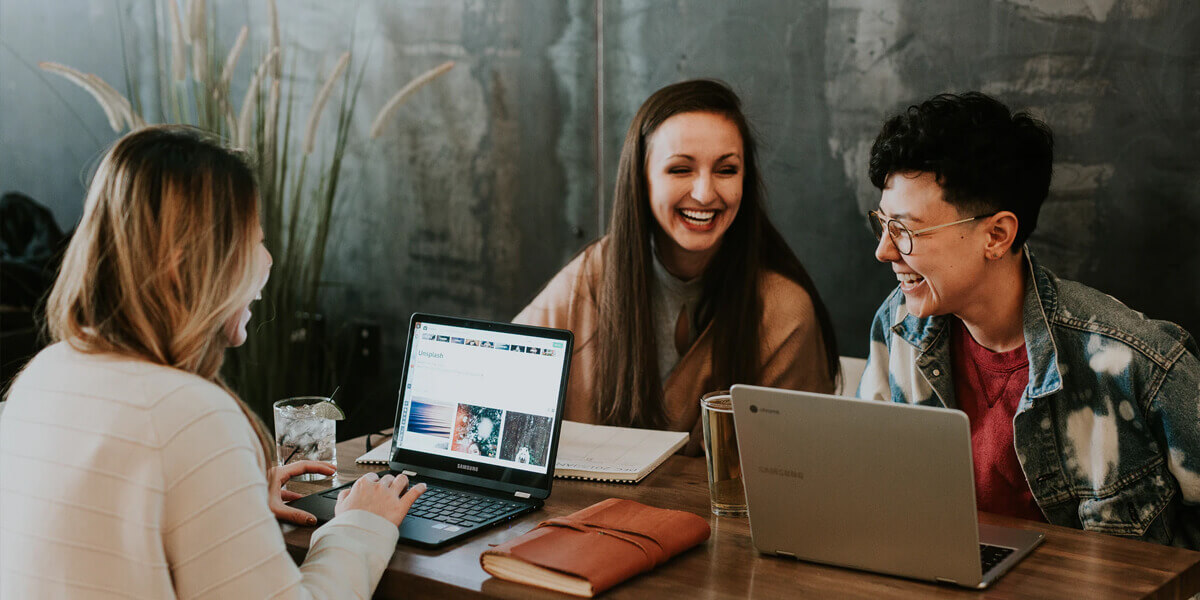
[40,0,453,422]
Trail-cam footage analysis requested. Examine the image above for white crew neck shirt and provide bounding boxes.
[0,341,400,598]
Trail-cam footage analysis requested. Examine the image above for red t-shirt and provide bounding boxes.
[950,319,1045,522]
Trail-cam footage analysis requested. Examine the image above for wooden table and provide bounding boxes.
[283,435,1200,599]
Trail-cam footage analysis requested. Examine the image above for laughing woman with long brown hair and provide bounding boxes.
[516,80,839,454]
[0,126,423,598]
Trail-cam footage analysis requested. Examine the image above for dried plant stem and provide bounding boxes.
[270,54,298,249]
[189,0,208,89]
[166,0,187,81]
[219,93,236,138]
[39,62,125,132]
[219,26,248,94]
[369,60,455,139]
[88,73,145,130]
[267,0,281,80]
[302,52,349,155]
[184,0,196,41]
[263,78,280,185]
[237,47,278,147]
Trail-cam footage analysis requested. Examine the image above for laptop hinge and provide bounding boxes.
[401,470,417,477]
[775,551,797,559]
[514,491,531,499]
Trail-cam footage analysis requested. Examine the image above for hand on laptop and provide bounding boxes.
[269,460,337,525]
[335,472,428,526]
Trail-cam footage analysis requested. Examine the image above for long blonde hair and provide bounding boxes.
[46,125,275,472]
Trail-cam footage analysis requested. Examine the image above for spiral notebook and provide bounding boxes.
[552,421,688,483]
[357,421,687,483]
[355,438,395,465]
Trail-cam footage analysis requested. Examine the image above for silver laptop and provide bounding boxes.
[731,385,1044,589]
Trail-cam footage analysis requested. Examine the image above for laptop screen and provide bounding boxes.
[390,315,570,487]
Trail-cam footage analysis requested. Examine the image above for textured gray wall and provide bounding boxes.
[3,1,1198,432]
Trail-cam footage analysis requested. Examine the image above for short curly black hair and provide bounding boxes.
[868,92,1054,248]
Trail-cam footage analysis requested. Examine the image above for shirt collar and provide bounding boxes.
[890,246,1063,398]
[649,235,705,296]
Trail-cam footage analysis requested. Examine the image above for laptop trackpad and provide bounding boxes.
[398,516,455,546]
[291,490,452,546]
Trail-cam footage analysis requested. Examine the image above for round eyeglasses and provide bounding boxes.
[868,210,997,255]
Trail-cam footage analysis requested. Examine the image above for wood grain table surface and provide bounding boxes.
[282,435,1200,600]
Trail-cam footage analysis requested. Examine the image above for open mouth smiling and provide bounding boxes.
[896,272,925,291]
[678,208,720,230]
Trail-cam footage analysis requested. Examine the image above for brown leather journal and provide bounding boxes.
[480,498,711,597]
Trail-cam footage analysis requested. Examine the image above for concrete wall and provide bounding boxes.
[3,0,1197,432]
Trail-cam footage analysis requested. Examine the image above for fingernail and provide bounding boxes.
[307,517,316,525]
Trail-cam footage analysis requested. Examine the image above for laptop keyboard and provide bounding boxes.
[404,487,525,527]
[319,484,526,528]
[980,544,1015,573]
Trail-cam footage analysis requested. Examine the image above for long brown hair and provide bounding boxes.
[595,79,839,428]
[45,125,275,472]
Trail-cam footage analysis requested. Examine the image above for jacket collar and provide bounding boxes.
[890,246,1063,399]
[1020,249,1063,399]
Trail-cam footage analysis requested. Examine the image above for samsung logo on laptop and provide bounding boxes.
[759,466,804,479]
[457,463,479,472]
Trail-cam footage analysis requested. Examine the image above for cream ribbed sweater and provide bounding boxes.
[0,342,399,598]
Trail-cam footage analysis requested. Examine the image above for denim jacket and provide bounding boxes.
[858,250,1200,549]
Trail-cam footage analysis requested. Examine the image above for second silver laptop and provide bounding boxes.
[730,384,1044,589]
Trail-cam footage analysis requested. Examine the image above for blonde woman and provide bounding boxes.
[0,125,424,597]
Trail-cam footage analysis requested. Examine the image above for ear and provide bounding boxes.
[983,211,1019,259]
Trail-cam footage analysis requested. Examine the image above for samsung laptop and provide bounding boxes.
[289,313,572,548]
[730,385,1044,589]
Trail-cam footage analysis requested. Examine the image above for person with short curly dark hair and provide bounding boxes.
[867,92,1052,249]
[857,92,1200,549]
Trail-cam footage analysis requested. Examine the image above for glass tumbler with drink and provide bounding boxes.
[700,390,747,517]
[273,396,343,481]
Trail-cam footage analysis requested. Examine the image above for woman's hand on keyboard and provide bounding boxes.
[335,472,428,526]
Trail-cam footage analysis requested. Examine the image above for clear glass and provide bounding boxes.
[273,396,336,481]
[700,390,747,517]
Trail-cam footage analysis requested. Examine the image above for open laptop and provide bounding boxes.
[730,385,1044,589]
[289,313,572,548]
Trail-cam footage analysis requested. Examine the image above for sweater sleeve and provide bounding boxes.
[514,258,585,330]
[1151,339,1200,506]
[155,383,399,599]
[756,274,835,395]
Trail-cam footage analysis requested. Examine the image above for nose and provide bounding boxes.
[689,173,717,204]
[874,230,900,263]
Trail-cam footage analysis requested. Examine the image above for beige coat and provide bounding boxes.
[515,239,834,455]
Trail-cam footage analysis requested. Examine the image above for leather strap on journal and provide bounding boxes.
[535,515,669,571]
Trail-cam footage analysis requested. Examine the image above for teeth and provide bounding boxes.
[896,273,924,284]
[680,209,717,223]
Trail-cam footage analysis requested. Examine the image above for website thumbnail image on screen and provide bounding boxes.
[394,321,566,474]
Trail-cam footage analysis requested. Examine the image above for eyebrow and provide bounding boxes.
[666,152,741,161]
[878,209,924,224]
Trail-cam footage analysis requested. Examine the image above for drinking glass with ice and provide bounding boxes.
[273,396,343,481]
